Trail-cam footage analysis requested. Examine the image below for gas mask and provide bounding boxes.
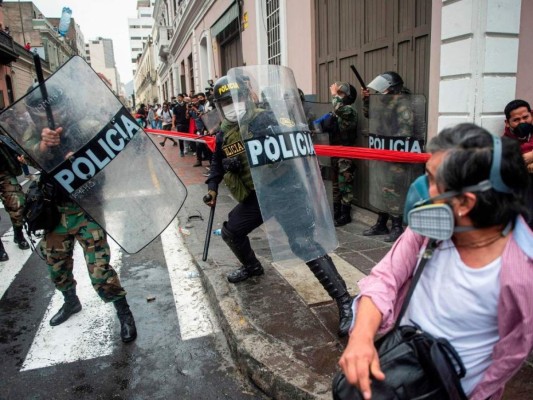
[511,122,533,140]
[407,135,512,240]
[222,102,247,122]
[402,174,429,224]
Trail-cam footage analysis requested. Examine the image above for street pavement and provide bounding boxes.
[160,138,533,400]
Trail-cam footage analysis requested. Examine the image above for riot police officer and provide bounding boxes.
[204,75,353,337]
[362,71,413,242]
[329,81,358,226]
[22,83,137,343]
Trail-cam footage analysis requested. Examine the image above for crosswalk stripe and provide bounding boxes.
[161,220,219,341]
[20,239,123,371]
[0,228,34,301]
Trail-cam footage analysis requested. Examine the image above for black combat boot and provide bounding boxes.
[333,202,342,221]
[113,297,137,343]
[384,215,404,243]
[334,204,352,227]
[306,255,353,337]
[50,288,82,326]
[13,227,30,250]
[221,224,264,284]
[362,212,390,236]
[0,240,8,262]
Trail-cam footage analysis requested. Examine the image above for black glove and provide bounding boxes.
[222,157,242,173]
[203,190,217,207]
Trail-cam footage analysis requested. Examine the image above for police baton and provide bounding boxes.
[33,53,56,130]
[350,65,367,90]
[202,194,216,261]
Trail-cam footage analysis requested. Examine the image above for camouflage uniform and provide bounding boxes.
[0,143,25,228]
[331,95,358,207]
[40,201,126,302]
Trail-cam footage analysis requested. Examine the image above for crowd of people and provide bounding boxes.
[134,91,215,169]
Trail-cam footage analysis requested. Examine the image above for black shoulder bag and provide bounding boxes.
[23,175,60,234]
[332,240,468,400]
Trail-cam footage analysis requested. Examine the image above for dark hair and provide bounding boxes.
[197,92,205,97]
[427,123,482,153]
[504,99,531,120]
[436,123,529,228]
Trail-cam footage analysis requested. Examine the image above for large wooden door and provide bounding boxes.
[315,0,431,208]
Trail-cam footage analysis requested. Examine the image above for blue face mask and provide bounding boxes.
[406,135,513,240]
[403,174,430,224]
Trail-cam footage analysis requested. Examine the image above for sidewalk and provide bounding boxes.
[159,142,533,399]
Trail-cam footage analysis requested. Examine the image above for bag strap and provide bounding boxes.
[394,239,438,329]
[429,340,468,400]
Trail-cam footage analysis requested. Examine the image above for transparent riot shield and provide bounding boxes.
[306,101,332,168]
[227,66,337,263]
[201,109,222,135]
[0,56,187,253]
[367,94,426,215]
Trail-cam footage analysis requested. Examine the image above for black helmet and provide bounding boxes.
[24,81,70,125]
[367,71,404,94]
[335,81,357,105]
[213,75,249,105]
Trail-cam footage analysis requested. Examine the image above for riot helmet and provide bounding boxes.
[367,71,404,94]
[25,81,71,127]
[213,75,250,122]
[335,81,357,105]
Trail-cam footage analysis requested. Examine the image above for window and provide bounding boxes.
[141,13,151,17]
[130,25,141,29]
[131,37,142,40]
[266,0,281,65]
[142,25,152,29]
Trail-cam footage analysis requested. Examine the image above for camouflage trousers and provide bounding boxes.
[332,158,354,206]
[0,171,25,228]
[40,203,126,303]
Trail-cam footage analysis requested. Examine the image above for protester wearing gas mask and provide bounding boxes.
[503,99,533,228]
[339,123,533,400]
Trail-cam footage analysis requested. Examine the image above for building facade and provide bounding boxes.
[128,0,154,79]
[85,37,121,95]
[144,0,532,208]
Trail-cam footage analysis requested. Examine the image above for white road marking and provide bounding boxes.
[161,220,219,340]
[20,239,123,371]
[0,228,34,301]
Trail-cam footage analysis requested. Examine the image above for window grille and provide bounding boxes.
[266,0,280,65]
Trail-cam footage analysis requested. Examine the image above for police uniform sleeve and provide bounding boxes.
[205,130,225,192]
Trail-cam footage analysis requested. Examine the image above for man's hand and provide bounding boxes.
[523,150,533,165]
[203,190,217,207]
[330,83,340,96]
[361,88,370,100]
[17,155,27,164]
[39,127,63,152]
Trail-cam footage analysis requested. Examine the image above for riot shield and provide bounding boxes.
[306,101,332,168]
[227,66,337,263]
[367,94,426,215]
[200,109,222,135]
[0,56,187,253]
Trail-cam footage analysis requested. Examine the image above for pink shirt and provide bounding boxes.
[354,216,533,400]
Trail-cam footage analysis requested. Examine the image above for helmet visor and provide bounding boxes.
[367,76,391,94]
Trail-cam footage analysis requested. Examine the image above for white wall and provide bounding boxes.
[438,0,522,135]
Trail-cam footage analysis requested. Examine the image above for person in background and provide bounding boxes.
[189,94,208,167]
[147,104,156,129]
[135,103,147,128]
[503,99,533,228]
[159,103,177,147]
[172,93,189,157]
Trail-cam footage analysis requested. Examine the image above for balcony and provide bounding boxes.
[158,44,169,59]
[0,31,18,64]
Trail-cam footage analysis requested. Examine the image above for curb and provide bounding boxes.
[197,258,331,400]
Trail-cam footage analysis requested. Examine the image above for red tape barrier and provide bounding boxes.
[146,129,430,163]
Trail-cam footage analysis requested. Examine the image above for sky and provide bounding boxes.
[16,0,140,85]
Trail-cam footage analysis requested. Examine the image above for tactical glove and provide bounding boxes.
[203,190,217,207]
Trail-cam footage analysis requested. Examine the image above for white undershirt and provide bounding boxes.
[400,240,501,395]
